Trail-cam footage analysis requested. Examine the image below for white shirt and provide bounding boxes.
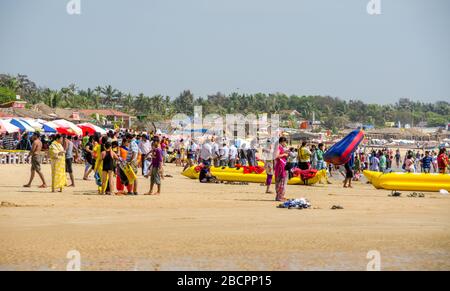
[200,143,212,160]
[212,142,220,158]
[229,145,238,159]
[191,142,198,153]
[138,140,151,155]
[220,145,229,160]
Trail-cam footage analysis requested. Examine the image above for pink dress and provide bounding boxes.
[274,145,287,201]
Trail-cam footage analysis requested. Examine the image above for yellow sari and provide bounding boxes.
[93,143,103,172]
[93,143,108,192]
[49,141,66,190]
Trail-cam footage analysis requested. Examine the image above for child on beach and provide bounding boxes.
[343,161,353,188]
[421,151,432,173]
[262,139,274,194]
[404,154,415,173]
[199,162,217,183]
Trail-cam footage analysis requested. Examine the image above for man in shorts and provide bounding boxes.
[24,132,47,188]
[65,135,75,187]
[146,140,163,195]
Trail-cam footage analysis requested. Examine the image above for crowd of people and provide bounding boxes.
[14,130,164,195]
[1,130,449,201]
[168,136,450,201]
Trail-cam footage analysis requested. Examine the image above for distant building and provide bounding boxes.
[417,121,428,128]
[278,110,301,118]
[0,100,27,109]
[1,101,58,119]
[79,109,135,128]
[31,103,86,122]
[345,122,363,129]
[0,111,14,118]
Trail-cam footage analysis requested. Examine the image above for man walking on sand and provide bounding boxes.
[146,140,163,195]
[65,135,75,187]
[24,132,47,188]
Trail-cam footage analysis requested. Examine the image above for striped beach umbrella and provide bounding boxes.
[0,119,20,134]
[9,118,35,132]
[77,123,107,135]
[35,119,57,133]
[20,118,45,131]
[53,119,83,136]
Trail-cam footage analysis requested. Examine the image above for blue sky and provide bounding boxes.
[0,0,449,103]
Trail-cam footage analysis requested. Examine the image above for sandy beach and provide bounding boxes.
[0,163,449,271]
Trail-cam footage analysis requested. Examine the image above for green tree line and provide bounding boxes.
[0,74,448,129]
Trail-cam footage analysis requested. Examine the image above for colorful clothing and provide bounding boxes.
[437,153,449,173]
[116,146,133,193]
[49,141,66,190]
[274,146,287,201]
[93,143,103,173]
[264,160,274,176]
[422,156,432,169]
[264,160,274,186]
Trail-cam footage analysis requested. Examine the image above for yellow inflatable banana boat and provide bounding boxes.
[203,161,265,172]
[182,166,327,185]
[363,170,450,192]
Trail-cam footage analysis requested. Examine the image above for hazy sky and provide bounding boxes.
[0,0,449,103]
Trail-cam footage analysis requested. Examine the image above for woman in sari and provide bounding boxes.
[93,135,107,194]
[116,138,133,195]
[274,136,289,201]
[49,134,66,193]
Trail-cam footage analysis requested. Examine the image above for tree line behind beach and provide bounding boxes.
[0,73,448,132]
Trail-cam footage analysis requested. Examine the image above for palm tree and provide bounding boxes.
[100,85,120,108]
[47,90,61,108]
[59,84,77,108]
[123,93,134,113]
[134,93,147,114]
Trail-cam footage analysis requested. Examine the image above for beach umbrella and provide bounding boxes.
[20,118,44,131]
[53,119,83,136]
[39,121,58,133]
[77,123,107,135]
[35,119,58,133]
[0,119,20,134]
[43,121,75,135]
[41,120,75,135]
[9,118,35,132]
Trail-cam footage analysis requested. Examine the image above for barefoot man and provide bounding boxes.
[146,140,163,195]
[24,132,47,188]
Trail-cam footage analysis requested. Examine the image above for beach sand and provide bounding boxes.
[0,163,449,270]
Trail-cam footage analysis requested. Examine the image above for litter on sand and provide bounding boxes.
[407,192,425,198]
[389,191,402,197]
[277,198,311,209]
[331,205,344,210]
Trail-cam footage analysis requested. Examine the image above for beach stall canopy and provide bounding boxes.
[20,118,45,132]
[46,121,74,135]
[77,123,107,135]
[9,118,35,132]
[52,119,83,136]
[0,119,20,134]
[40,120,74,135]
[39,121,57,133]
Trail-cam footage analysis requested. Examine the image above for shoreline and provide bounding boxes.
[0,163,449,270]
